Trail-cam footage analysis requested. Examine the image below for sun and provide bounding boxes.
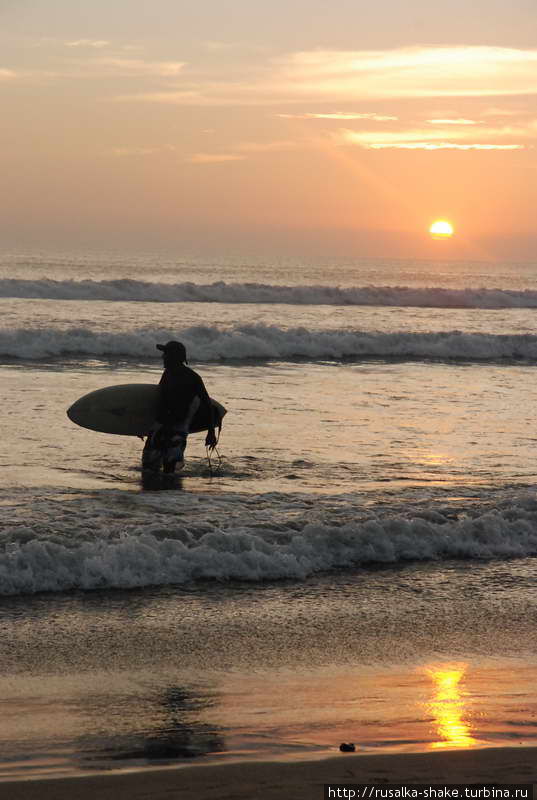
[429,220,454,239]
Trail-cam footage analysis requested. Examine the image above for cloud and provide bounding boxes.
[427,119,478,125]
[338,126,526,150]
[65,40,111,49]
[186,153,246,164]
[235,140,297,153]
[6,50,187,84]
[113,90,201,103]
[109,144,179,157]
[108,140,296,163]
[0,67,61,84]
[186,139,299,164]
[277,112,398,121]
[111,45,537,108]
[277,46,537,100]
[367,142,524,150]
[110,147,161,157]
[92,57,185,77]
[201,40,270,54]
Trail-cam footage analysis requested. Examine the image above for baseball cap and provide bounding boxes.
[156,340,187,362]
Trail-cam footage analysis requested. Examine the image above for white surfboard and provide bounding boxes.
[67,383,226,437]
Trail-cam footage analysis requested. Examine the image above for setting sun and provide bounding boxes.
[430,220,454,239]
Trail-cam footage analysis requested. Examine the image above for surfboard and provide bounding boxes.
[67,383,226,437]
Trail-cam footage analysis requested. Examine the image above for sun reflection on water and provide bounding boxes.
[426,665,477,749]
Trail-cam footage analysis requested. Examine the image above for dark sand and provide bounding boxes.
[3,747,536,800]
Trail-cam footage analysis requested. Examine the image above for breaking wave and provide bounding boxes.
[2,324,537,363]
[4,278,537,308]
[2,501,537,595]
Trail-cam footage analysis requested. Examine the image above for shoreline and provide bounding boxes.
[3,747,536,800]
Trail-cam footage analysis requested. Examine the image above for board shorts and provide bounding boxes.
[142,426,189,473]
[141,397,200,474]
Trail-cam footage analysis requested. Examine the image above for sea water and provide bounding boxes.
[2,249,537,778]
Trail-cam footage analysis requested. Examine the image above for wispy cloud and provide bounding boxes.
[29,36,143,53]
[0,67,62,84]
[339,126,526,150]
[108,144,181,157]
[236,140,297,153]
[277,46,537,100]
[65,40,111,49]
[202,40,270,54]
[427,118,478,125]
[4,50,187,84]
[91,57,185,77]
[277,112,398,121]
[111,146,164,157]
[111,45,537,108]
[186,153,246,164]
[368,142,524,150]
[113,90,201,103]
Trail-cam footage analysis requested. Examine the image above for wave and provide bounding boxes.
[2,324,537,363]
[1,501,537,595]
[3,278,537,308]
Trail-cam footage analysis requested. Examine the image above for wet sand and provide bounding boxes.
[4,747,536,800]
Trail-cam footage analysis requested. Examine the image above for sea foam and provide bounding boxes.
[3,278,537,308]
[1,501,537,595]
[2,324,537,363]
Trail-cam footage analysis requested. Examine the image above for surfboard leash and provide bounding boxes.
[205,411,224,475]
[206,445,223,476]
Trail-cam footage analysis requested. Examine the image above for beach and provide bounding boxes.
[5,748,537,799]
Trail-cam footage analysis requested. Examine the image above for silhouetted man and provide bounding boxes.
[142,340,216,484]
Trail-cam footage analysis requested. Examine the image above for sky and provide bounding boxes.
[1,0,536,259]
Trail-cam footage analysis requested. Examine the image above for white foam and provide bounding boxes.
[2,497,537,595]
[3,278,537,308]
[2,324,537,362]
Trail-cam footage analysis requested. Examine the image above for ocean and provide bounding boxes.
[2,249,537,779]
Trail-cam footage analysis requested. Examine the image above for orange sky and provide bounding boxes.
[1,1,536,258]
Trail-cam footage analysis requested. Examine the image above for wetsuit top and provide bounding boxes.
[156,364,212,427]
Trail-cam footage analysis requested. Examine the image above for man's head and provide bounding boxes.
[156,340,187,365]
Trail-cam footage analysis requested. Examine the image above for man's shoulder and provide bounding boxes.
[164,364,197,375]
[167,364,205,385]
[181,365,204,383]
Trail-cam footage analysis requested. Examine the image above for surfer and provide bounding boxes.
[142,340,217,482]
